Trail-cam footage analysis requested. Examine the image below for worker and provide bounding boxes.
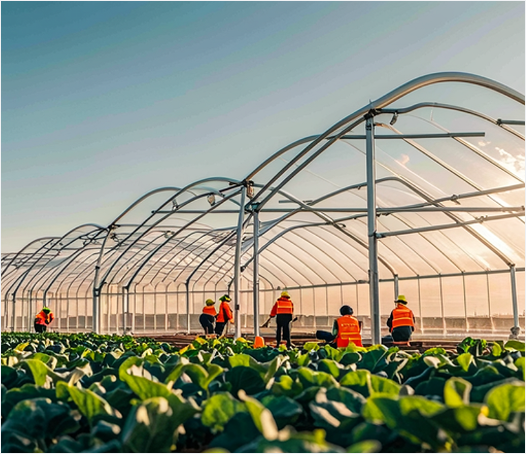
[34,306,54,333]
[215,294,234,336]
[387,295,415,342]
[269,291,294,349]
[334,305,363,347]
[199,299,217,335]
[315,305,362,347]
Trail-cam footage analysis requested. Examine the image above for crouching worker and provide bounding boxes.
[34,306,54,333]
[199,299,216,335]
[316,305,362,347]
[269,291,294,349]
[387,295,415,342]
[215,295,234,336]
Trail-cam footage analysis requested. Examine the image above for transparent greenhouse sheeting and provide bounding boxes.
[10,272,524,336]
[2,72,524,337]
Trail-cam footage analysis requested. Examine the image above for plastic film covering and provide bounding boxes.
[2,72,524,337]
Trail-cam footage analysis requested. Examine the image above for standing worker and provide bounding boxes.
[199,299,217,335]
[215,294,234,336]
[34,306,54,333]
[269,291,294,349]
[387,295,415,342]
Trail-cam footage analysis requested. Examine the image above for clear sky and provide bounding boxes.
[2,1,524,253]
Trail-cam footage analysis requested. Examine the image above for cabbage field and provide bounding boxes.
[1,332,524,453]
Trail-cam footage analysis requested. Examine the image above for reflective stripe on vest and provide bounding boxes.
[391,304,415,329]
[336,315,362,347]
[202,306,217,317]
[276,297,293,314]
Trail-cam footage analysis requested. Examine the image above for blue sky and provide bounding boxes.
[2,1,524,252]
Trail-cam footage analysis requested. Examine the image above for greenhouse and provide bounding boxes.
[2,72,525,344]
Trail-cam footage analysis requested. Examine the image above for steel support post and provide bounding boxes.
[28,291,33,333]
[418,277,424,334]
[11,295,16,332]
[185,283,190,334]
[122,287,128,335]
[439,275,446,335]
[92,267,101,334]
[486,273,495,332]
[366,115,381,345]
[234,186,247,339]
[510,265,520,333]
[394,275,399,299]
[253,210,260,337]
[462,273,469,332]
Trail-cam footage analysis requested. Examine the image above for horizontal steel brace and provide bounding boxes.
[377,211,524,238]
[253,267,525,291]
[154,206,523,214]
[497,119,525,125]
[331,132,485,140]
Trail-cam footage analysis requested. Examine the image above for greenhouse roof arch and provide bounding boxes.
[2,72,524,342]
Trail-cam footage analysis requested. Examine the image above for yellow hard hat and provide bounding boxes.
[205,299,215,306]
[281,291,290,298]
[395,295,408,304]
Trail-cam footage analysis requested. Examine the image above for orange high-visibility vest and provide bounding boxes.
[270,297,293,316]
[202,306,217,317]
[335,315,362,347]
[391,304,415,330]
[35,311,54,325]
[216,301,233,323]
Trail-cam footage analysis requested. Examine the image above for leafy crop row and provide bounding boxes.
[1,332,524,453]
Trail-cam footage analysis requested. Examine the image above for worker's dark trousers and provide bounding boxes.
[276,314,293,348]
[392,326,413,342]
[316,330,336,347]
[215,322,227,336]
[316,330,335,342]
[34,323,46,333]
[199,314,215,335]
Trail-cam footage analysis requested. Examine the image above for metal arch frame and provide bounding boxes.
[3,72,524,337]
[90,179,240,309]
[4,224,105,331]
[246,72,524,208]
[124,188,245,287]
[25,230,110,302]
[2,237,59,280]
[97,179,243,293]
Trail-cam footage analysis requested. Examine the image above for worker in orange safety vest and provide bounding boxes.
[215,294,234,336]
[387,295,415,341]
[34,306,54,333]
[269,291,294,349]
[333,305,363,347]
[199,299,217,335]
